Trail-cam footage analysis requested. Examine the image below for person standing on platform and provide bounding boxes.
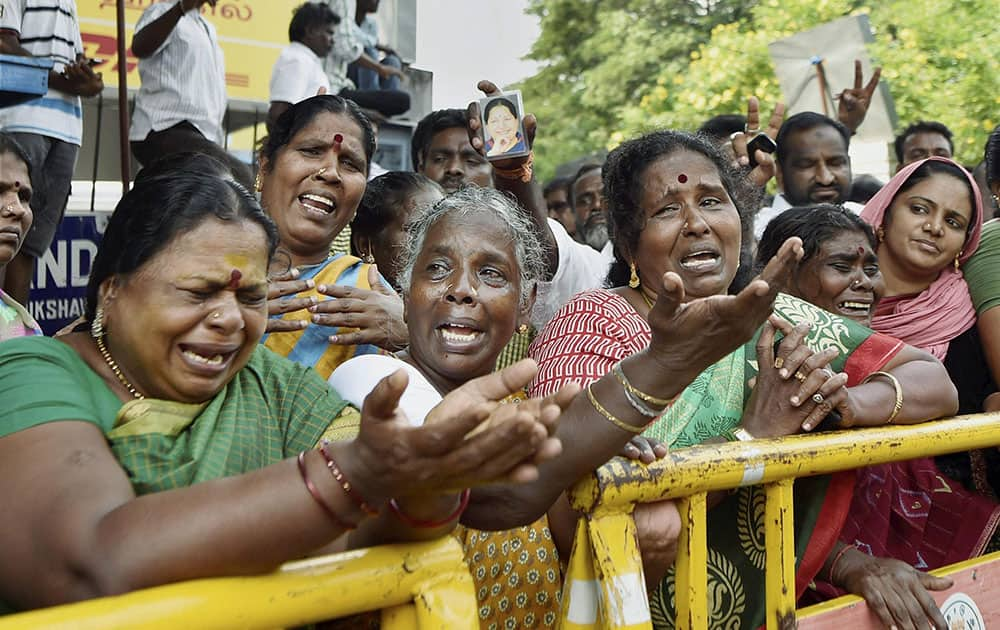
[129,0,252,187]
[0,0,103,305]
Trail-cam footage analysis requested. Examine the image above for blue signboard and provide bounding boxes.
[27,212,110,335]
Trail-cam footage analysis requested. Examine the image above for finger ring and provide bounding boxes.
[773,356,784,369]
[794,371,807,382]
[812,393,825,404]
[744,125,760,135]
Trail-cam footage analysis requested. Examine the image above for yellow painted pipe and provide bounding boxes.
[0,538,476,630]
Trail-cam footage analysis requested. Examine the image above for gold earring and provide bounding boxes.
[253,170,263,193]
[90,304,105,339]
[363,249,375,264]
[628,262,640,289]
[876,226,885,242]
[517,323,529,335]
[955,253,961,271]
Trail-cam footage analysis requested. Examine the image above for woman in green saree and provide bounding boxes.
[0,159,579,614]
[529,130,958,628]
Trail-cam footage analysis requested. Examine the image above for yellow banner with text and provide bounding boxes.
[77,0,300,103]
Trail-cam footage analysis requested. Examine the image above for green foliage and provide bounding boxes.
[521,0,998,181]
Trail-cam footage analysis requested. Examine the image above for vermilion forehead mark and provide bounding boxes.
[677,173,688,183]
[333,133,343,147]
[229,269,242,289]
[858,247,865,255]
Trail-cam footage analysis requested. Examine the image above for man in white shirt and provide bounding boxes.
[129,0,251,187]
[268,2,337,132]
[0,0,103,304]
[323,0,408,118]
[753,112,861,242]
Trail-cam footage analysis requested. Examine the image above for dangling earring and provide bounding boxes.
[91,304,105,339]
[253,170,263,193]
[955,253,961,271]
[628,262,640,289]
[362,248,375,264]
[517,323,529,335]
[876,226,885,243]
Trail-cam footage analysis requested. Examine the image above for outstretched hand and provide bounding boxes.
[346,358,578,503]
[836,60,882,135]
[645,237,803,389]
[466,79,536,170]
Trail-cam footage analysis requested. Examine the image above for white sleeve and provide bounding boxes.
[327,355,441,427]
[269,51,310,105]
[0,0,27,33]
[529,218,613,330]
[134,3,177,57]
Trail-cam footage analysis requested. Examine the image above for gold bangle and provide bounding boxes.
[586,383,645,435]
[612,362,675,408]
[862,370,903,424]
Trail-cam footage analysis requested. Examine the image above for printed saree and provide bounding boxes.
[0,289,41,341]
[639,294,903,629]
[262,253,383,380]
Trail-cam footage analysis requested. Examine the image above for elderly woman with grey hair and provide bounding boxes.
[327,180,806,628]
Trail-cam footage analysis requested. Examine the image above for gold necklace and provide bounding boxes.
[95,333,144,400]
[639,289,655,311]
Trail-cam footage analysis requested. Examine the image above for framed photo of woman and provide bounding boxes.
[478,91,530,161]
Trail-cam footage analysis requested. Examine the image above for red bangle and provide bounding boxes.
[388,489,471,528]
[297,451,357,530]
[319,440,379,515]
[826,544,853,583]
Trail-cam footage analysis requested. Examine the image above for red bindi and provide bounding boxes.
[333,133,343,146]
[858,246,865,255]
[677,173,688,183]
[228,269,242,289]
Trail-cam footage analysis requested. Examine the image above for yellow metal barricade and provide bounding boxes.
[0,537,477,630]
[560,412,1000,629]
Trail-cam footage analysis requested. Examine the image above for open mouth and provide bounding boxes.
[299,193,337,215]
[679,250,721,273]
[437,322,483,347]
[837,300,872,319]
[178,343,238,373]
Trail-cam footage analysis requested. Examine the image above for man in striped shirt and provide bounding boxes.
[0,0,103,305]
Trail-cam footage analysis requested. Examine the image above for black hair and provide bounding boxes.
[86,171,279,321]
[602,130,762,288]
[543,176,571,197]
[0,132,32,183]
[885,159,978,232]
[754,204,876,275]
[775,112,850,167]
[569,162,602,208]
[986,124,1000,187]
[483,97,518,125]
[893,120,954,164]
[288,2,339,43]
[698,114,747,142]
[410,108,467,171]
[352,171,442,239]
[847,174,884,205]
[260,95,375,174]
[135,151,233,184]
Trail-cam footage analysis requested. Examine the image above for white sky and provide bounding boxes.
[415,0,541,110]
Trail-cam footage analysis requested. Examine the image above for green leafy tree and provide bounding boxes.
[522,0,998,180]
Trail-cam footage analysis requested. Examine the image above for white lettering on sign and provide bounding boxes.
[28,297,86,322]
[34,239,97,290]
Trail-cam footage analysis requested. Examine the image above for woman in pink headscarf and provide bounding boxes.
[815,157,999,628]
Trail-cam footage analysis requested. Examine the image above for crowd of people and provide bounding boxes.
[2,1,1000,629]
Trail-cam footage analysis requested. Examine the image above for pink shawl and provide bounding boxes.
[860,157,984,359]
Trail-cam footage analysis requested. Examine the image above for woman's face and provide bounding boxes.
[404,212,524,390]
[633,150,742,301]
[371,186,444,288]
[881,172,973,278]
[792,230,884,326]
[486,104,518,146]
[260,111,369,264]
[0,151,32,266]
[102,218,270,403]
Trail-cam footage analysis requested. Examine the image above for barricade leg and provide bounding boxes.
[674,493,707,630]
[764,479,796,629]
